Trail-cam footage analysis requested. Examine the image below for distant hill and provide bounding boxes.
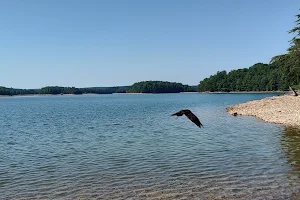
[127,81,196,93]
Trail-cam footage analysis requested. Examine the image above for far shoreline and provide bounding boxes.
[0,91,287,97]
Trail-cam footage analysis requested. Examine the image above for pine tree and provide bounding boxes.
[287,10,300,85]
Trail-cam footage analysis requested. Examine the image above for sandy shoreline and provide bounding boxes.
[226,95,300,127]
[200,91,286,94]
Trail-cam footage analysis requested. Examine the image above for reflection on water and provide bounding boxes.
[281,127,300,190]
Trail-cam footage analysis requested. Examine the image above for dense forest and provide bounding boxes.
[39,86,130,95]
[198,9,300,92]
[80,86,129,94]
[0,87,39,96]
[127,81,196,93]
[197,62,288,92]
[0,86,128,96]
[40,86,83,95]
[0,82,195,96]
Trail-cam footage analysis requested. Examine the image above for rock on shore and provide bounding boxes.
[226,95,300,127]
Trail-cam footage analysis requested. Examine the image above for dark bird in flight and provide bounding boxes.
[171,109,203,128]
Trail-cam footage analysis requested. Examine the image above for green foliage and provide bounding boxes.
[0,86,39,95]
[40,86,83,95]
[114,86,130,93]
[198,63,288,92]
[40,86,131,95]
[292,84,300,90]
[80,86,129,94]
[0,86,133,96]
[183,85,197,92]
[127,81,196,93]
[0,87,12,95]
[270,9,300,86]
[80,87,117,94]
[0,83,195,96]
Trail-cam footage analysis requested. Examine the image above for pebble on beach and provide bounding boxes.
[226,95,300,127]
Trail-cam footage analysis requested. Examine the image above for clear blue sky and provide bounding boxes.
[1,0,299,88]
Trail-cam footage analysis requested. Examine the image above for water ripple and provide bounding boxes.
[1,94,300,199]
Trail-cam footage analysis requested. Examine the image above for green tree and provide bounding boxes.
[270,9,300,87]
[197,63,287,92]
[127,81,190,93]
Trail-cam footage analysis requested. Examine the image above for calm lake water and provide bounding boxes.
[1,93,300,199]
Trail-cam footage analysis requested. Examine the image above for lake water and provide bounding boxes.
[1,93,300,199]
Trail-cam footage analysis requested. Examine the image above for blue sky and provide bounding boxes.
[1,0,299,88]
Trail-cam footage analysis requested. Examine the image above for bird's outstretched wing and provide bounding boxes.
[184,110,203,128]
[171,109,203,128]
[171,110,185,116]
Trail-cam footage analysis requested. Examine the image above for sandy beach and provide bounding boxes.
[226,94,300,127]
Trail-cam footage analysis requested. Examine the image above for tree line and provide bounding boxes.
[40,86,83,95]
[38,86,130,95]
[197,62,288,92]
[198,9,300,92]
[0,87,39,96]
[0,82,196,96]
[127,81,196,93]
[0,86,125,96]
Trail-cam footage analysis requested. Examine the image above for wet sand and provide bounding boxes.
[226,95,300,127]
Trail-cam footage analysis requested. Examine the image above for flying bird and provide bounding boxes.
[171,109,203,128]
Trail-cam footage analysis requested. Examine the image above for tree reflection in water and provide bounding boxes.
[281,126,300,187]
